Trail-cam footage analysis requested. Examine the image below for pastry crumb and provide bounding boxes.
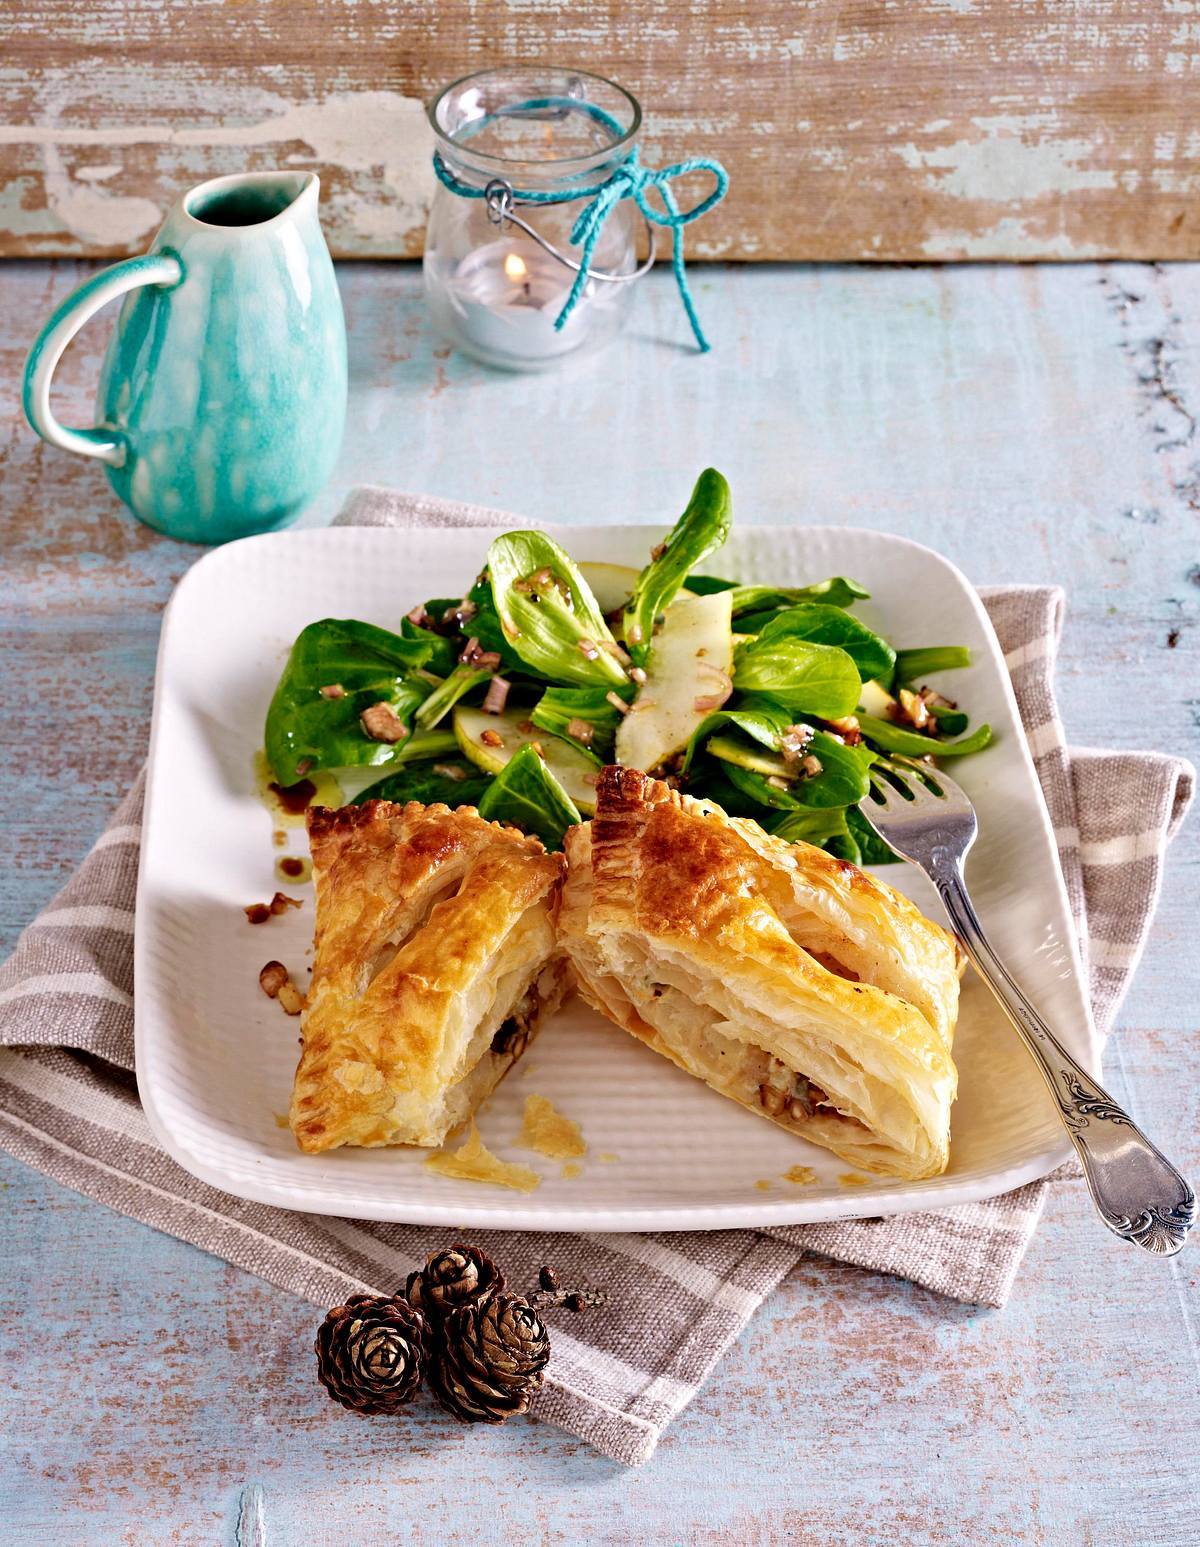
[424,1122,541,1193]
[516,1094,586,1161]
[272,830,287,848]
[273,1113,290,1129]
[596,1151,618,1164]
[755,1179,772,1191]
[560,1162,583,1180]
[839,1172,869,1187]
[782,1165,817,1186]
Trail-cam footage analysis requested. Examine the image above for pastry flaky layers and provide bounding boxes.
[291,800,570,1152]
[561,767,963,1180]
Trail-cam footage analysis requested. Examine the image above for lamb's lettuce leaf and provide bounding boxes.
[622,468,732,664]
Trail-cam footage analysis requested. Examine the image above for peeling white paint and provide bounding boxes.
[896,123,1117,202]
[74,163,123,184]
[0,87,431,248]
[42,143,161,247]
[921,216,1087,258]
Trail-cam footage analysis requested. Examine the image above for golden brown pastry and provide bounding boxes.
[291,800,569,1153]
[560,767,961,1179]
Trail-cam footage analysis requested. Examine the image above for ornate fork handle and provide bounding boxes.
[933,859,1196,1256]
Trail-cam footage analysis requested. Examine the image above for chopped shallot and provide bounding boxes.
[800,754,824,778]
[318,683,345,699]
[480,729,504,749]
[629,665,647,684]
[605,691,630,715]
[577,637,601,661]
[433,763,467,781]
[566,717,595,745]
[626,621,644,646]
[482,676,510,715]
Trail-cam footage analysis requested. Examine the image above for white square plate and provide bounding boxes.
[136,522,1085,1230]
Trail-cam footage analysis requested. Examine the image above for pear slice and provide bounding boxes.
[616,590,734,773]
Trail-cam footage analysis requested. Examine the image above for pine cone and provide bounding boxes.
[315,1294,428,1415]
[406,1243,505,1318]
[428,1292,550,1424]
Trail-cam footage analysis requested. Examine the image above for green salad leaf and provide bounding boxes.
[682,695,792,771]
[766,806,856,849]
[353,756,493,809]
[531,684,630,759]
[477,743,581,851]
[487,532,627,687]
[845,804,902,864]
[265,618,437,784]
[414,664,492,730]
[732,635,861,717]
[400,616,459,677]
[858,715,993,759]
[622,468,732,664]
[893,645,972,684]
[751,604,896,684]
[684,573,738,595]
[729,577,870,618]
[926,701,969,736]
[709,729,874,808]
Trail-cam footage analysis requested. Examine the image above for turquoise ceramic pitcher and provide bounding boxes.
[23,170,347,544]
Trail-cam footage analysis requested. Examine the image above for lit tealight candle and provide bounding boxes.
[446,238,601,366]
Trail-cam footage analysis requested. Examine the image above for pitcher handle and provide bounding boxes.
[22,252,183,466]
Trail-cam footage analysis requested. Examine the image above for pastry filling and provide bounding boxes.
[490,983,540,1061]
[630,964,870,1138]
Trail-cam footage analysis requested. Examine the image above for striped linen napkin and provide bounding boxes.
[0,489,1191,1466]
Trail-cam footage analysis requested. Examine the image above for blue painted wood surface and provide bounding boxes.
[1,260,1197,1545]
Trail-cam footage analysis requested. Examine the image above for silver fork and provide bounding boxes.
[857,762,1196,1256]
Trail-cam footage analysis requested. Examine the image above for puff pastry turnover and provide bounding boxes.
[291,800,569,1152]
[560,767,962,1180]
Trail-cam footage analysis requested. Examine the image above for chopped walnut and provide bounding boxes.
[259,960,288,996]
[480,728,504,749]
[318,683,345,700]
[894,688,931,731]
[246,893,302,923]
[825,715,862,746]
[259,961,304,1015]
[360,702,409,743]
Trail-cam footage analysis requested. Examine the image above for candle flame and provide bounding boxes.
[504,252,528,281]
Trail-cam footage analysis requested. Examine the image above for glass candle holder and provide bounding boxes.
[424,67,644,371]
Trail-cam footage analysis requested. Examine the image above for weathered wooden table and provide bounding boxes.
[1,260,1197,1546]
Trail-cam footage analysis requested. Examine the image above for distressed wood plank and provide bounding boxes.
[2,1,1200,261]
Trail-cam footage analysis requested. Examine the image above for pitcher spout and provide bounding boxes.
[182,170,319,232]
